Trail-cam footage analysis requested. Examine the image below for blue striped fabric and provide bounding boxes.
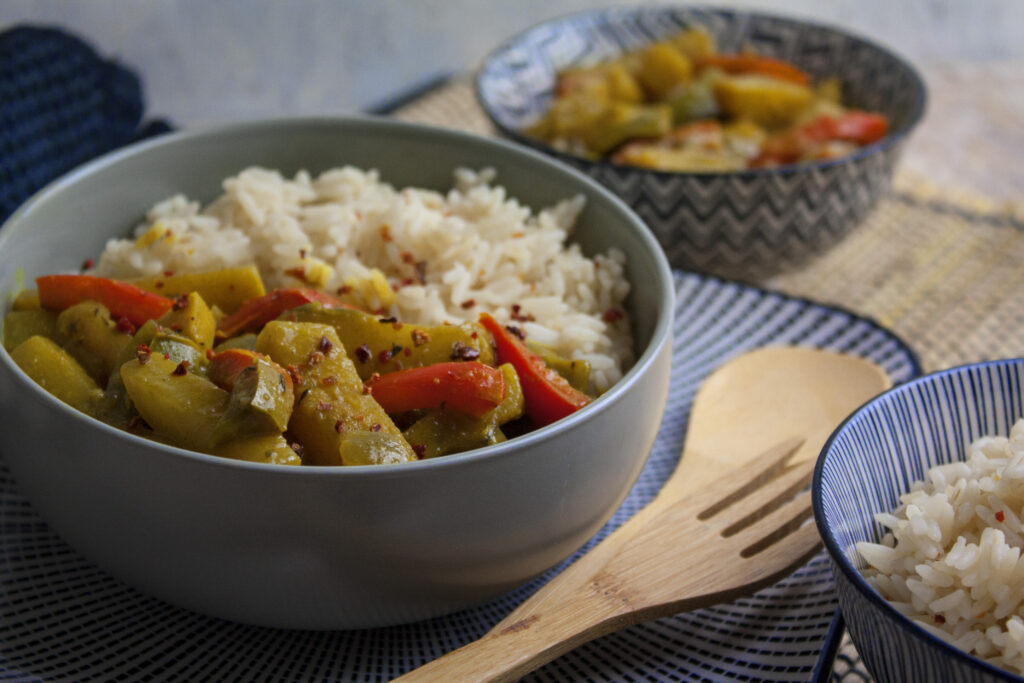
[816,360,1024,682]
[0,271,921,680]
[0,25,169,224]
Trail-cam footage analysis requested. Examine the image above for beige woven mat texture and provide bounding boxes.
[388,76,1024,681]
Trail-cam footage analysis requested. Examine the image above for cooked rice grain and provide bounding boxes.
[94,166,633,392]
[857,418,1024,674]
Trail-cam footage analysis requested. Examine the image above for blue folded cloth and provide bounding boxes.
[0,25,170,223]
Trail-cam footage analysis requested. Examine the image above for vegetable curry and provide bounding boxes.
[527,27,890,171]
[3,266,598,466]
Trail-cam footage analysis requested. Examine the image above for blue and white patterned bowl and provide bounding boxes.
[476,6,926,281]
[814,359,1024,683]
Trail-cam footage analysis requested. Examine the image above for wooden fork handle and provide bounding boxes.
[392,578,650,683]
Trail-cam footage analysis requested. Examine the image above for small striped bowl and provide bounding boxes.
[814,359,1024,683]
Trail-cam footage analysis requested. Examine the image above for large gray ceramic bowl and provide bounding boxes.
[476,6,926,281]
[0,117,674,630]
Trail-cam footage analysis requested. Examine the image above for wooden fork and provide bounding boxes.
[395,436,820,682]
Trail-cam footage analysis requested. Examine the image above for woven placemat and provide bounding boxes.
[385,75,1024,682]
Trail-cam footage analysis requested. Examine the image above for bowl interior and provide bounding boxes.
[478,6,925,147]
[0,116,671,370]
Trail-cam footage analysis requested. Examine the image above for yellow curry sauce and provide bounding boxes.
[3,267,600,466]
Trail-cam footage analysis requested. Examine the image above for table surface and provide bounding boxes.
[900,61,1024,205]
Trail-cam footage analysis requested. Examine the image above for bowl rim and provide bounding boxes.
[474,4,928,179]
[812,357,1024,680]
[0,114,676,479]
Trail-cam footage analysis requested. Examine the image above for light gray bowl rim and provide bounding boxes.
[474,4,928,179]
[0,114,675,480]
[812,358,1024,681]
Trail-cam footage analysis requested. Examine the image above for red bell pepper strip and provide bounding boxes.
[365,361,505,418]
[478,312,591,427]
[217,288,351,337]
[832,111,889,145]
[36,274,174,326]
[697,54,811,85]
[207,348,261,391]
[753,111,889,166]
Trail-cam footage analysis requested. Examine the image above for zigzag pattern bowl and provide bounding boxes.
[476,6,926,281]
[815,359,1024,682]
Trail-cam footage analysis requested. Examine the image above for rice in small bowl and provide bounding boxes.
[815,359,1024,682]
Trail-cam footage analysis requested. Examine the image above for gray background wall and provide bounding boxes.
[1,1,1021,127]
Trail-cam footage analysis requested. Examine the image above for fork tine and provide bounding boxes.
[741,516,823,565]
[731,488,814,557]
[717,460,815,536]
[696,436,805,520]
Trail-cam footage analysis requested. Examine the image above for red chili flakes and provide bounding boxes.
[370,423,382,432]
[354,344,372,363]
[287,364,304,386]
[460,299,476,310]
[934,614,946,624]
[450,341,481,361]
[320,375,338,386]
[337,284,353,295]
[81,258,95,271]
[401,251,416,264]
[412,444,426,459]
[377,348,394,364]
[996,510,1006,522]
[316,400,333,412]
[299,249,307,259]
[172,360,190,376]
[510,304,534,322]
[136,344,152,365]
[403,347,412,357]
[391,320,404,330]
[307,350,325,366]
[411,329,431,346]
[504,324,525,341]
[154,281,164,289]
[380,224,393,242]
[163,270,175,277]
[318,335,333,354]
[205,348,216,360]
[284,266,309,283]
[115,316,137,335]
[414,261,427,283]
[334,420,345,434]
[172,294,189,311]
[603,308,624,323]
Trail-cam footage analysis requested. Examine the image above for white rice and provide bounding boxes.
[93,166,633,392]
[857,418,1024,675]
